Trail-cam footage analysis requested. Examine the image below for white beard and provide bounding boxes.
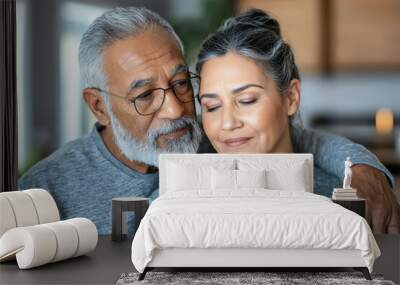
[108,110,203,167]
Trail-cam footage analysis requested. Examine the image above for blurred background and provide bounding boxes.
[16,0,400,197]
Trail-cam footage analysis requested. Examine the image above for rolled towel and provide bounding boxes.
[0,191,40,228]
[0,218,98,269]
[24,189,60,224]
[0,196,17,237]
[65,218,98,257]
[0,189,60,237]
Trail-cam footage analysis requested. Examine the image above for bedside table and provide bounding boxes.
[112,197,149,242]
[332,199,366,218]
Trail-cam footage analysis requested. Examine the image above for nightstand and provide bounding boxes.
[332,198,366,218]
[112,197,149,242]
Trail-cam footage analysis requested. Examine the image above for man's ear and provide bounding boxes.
[82,88,110,126]
[286,79,301,116]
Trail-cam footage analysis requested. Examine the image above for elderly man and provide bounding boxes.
[19,7,399,234]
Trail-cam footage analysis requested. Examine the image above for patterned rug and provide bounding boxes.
[116,271,396,285]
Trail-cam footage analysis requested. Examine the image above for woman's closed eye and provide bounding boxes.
[200,95,259,112]
[238,98,257,105]
[203,104,221,112]
[237,95,259,106]
[199,97,221,112]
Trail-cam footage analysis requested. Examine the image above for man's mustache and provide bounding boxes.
[148,117,195,143]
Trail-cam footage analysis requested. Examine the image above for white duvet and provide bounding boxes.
[131,190,380,273]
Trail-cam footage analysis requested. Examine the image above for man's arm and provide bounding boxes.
[291,127,394,185]
[351,164,400,234]
[292,126,399,233]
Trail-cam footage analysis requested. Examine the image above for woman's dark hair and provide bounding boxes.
[196,8,300,92]
[196,8,302,127]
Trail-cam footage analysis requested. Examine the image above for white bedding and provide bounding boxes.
[131,190,380,273]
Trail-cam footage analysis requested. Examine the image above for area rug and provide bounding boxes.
[116,271,396,285]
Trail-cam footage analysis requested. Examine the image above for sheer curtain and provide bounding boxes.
[0,0,18,192]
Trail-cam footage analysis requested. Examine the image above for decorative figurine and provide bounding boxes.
[332,157,358,200]
[343,157,352,189]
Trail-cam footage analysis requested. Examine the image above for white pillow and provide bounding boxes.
[211,168,236,190]
[167,159,236,192]
[211,169,268,190]
[167,162,210,191]
[266,163,307,191]
[238,159,309,192]
[236,169,267,189]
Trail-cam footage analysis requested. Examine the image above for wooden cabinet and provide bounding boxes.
[332,0,400,70]
[237,0,400,73]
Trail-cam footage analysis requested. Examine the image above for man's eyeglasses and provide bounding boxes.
[91,72,200,116]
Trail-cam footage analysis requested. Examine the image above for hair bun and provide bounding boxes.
[223,8,281,38]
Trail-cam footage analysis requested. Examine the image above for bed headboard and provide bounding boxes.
[159,153,313,195]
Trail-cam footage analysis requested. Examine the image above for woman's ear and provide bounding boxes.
[82,88,110,126]
[286,79,301,116]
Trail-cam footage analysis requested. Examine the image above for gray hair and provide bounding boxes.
[79,7,184,92]
[196,9,303,128]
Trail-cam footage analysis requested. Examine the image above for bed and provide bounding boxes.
[131,154,380,280]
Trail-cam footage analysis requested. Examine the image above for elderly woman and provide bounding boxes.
[196,9,400,233]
